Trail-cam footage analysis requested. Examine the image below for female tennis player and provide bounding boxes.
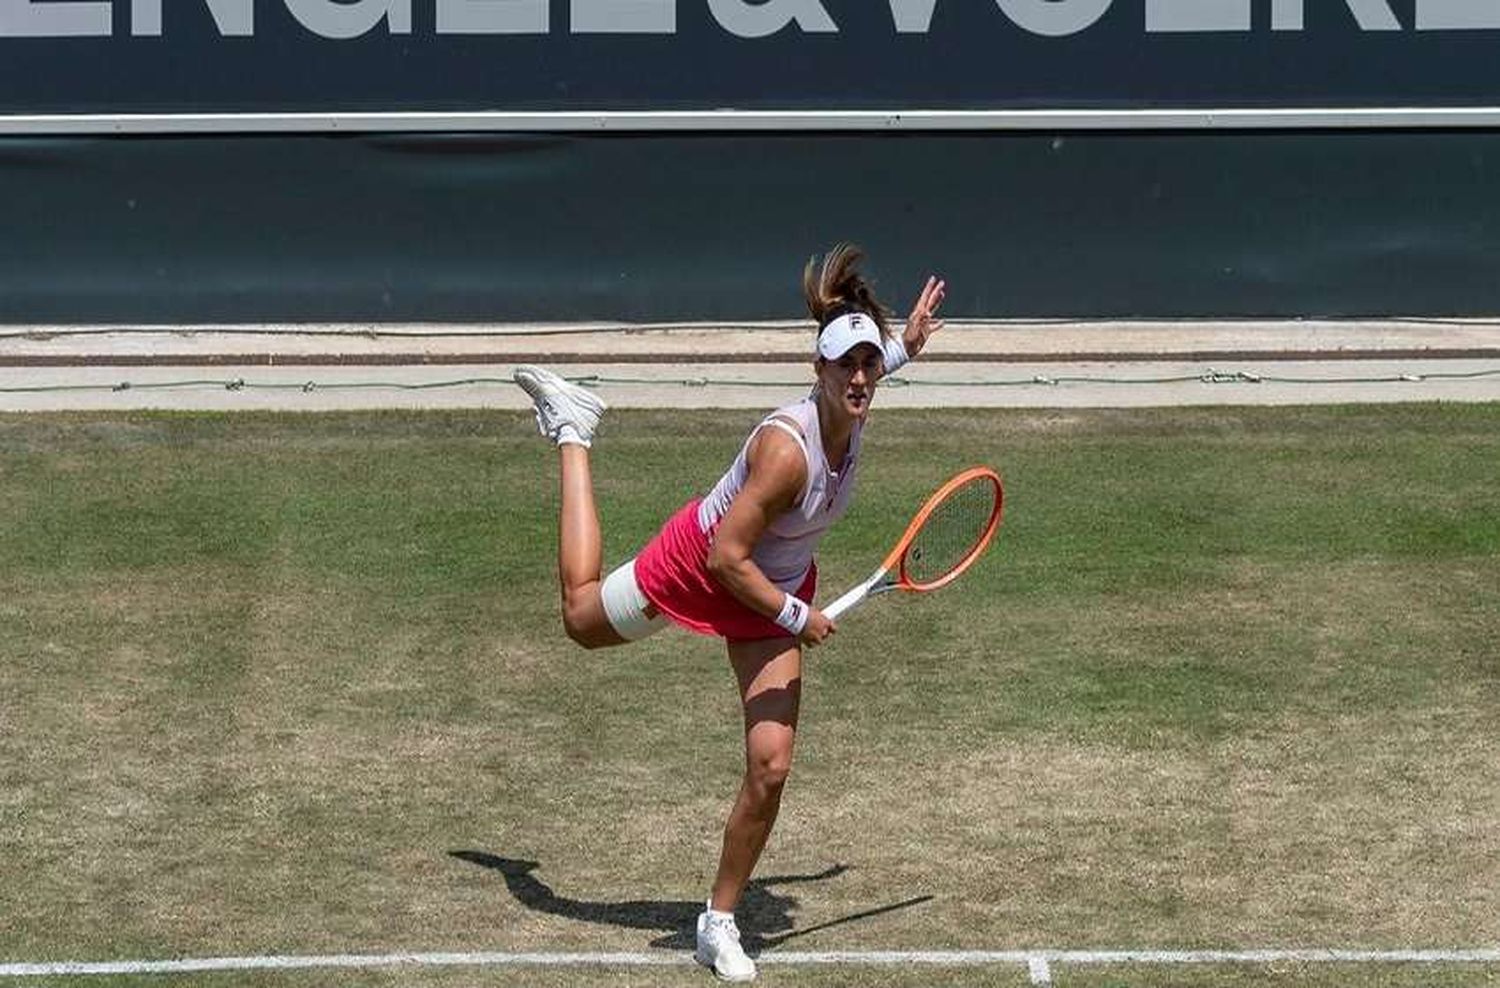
[514,244,945,982]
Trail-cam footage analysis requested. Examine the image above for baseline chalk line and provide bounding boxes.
[3,948,1498,979]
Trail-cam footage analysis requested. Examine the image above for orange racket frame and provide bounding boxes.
[823,466,1003,620]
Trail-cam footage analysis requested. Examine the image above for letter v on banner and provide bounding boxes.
[1417,0,1500,30]
[888,0,938,33]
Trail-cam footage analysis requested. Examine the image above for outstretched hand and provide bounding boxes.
[903,275,947,359]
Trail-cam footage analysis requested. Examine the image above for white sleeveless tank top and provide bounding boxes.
[696,397,863,591]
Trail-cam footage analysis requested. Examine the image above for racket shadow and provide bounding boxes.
[449,853,929,952]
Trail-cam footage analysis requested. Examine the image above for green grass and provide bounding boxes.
[1,405,1498,986]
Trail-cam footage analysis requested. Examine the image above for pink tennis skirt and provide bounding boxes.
[634,498,817,643]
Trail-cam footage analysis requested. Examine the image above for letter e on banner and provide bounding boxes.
[572,0,673,33]
[1418,0,1500,29]
[1146,0,1249,32]
[0,0,111,36]
[437,0,546,34]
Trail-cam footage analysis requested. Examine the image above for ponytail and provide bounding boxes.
[802,243,893,342]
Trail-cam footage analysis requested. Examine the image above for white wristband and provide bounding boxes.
[774,594,810,635]
[881,334,911,375]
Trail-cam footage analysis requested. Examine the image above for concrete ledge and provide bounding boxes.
[5,359,1499,411]
[5,321,1498,409]
[3,319,1500,366]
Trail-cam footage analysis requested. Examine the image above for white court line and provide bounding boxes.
[4,949,1499,981]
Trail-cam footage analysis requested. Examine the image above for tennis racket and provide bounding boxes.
[822,466,1004,621]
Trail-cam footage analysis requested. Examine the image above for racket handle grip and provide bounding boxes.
[822,583,868,622]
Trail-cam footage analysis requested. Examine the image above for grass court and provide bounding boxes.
[2,404,1498,986]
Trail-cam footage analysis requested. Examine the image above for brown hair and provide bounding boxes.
[802,242,893,343]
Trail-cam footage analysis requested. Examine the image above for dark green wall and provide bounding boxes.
[3,130,1498,323]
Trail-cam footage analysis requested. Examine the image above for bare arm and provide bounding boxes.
[706,426,836,645]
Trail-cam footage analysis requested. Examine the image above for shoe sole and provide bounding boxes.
[513,366,608,416]
[693,948,755,982]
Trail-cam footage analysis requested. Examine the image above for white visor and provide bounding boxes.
[816,312,882,360]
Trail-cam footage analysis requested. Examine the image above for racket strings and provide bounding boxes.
[903,476,998,586]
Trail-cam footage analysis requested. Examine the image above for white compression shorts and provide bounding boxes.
[601,558,668,642]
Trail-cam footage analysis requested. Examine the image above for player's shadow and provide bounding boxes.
[450,852,931,952]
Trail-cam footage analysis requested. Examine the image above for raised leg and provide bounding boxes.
[513,365,625,649]
[555,444,626,649]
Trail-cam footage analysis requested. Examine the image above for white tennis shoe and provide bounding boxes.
[513,365,607,448]
[695,906,756,981]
